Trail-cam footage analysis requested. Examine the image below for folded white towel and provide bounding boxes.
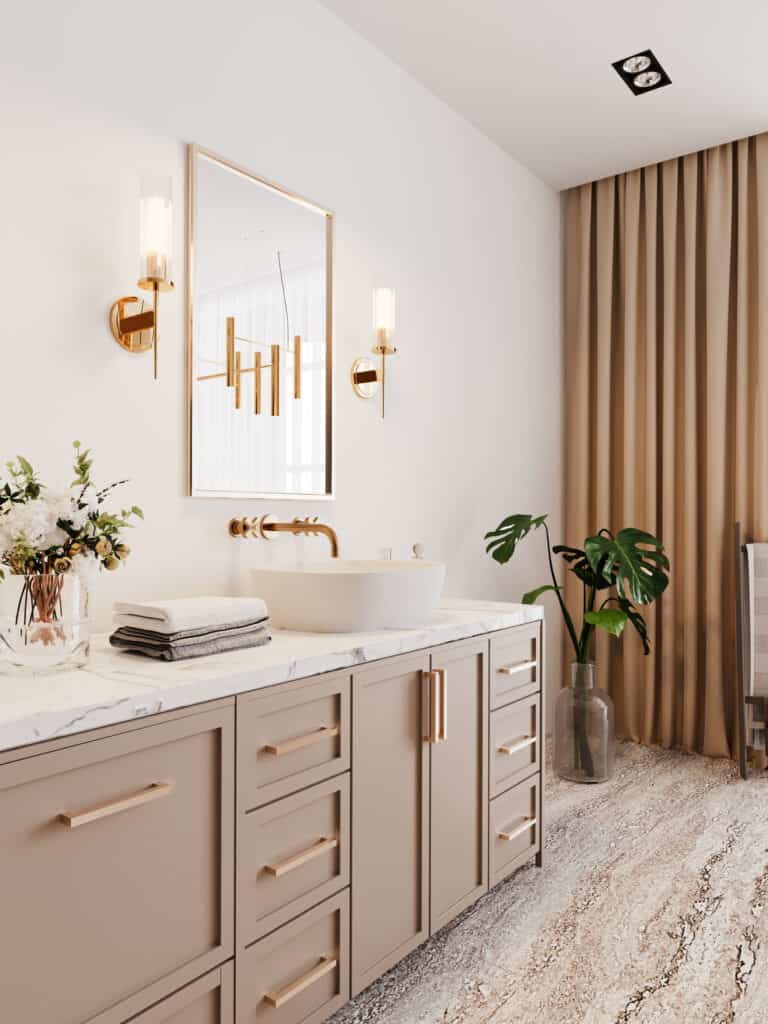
[113,596,269,634]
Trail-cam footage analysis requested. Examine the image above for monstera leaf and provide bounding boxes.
[522,584,561,605]
[553,544,614,590]
[584,528,669,605]
[617,596,650,655]
[485,514,547,565]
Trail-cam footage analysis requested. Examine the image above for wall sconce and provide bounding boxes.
[196,317,302,417]
[108,179,175,379]
[351,287,397,418]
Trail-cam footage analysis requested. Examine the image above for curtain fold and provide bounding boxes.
[565,133,768,758]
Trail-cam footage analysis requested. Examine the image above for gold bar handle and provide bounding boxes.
[265,836,339,878]
[497,659,537,676]
[264,724,340,757]
[437,668,447,742]
[497,816,537,842]
[59,781,174,829]
[498,735,537,756]
[265,956,338,1009]
[423,670,440,743]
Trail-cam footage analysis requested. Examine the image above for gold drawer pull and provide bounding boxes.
[265,956,338,1008]
[264,724,340,757]
[59,781,174,829]
[498,735,537,756]
[497,659,537,676]
[497,816,537,842]
[265,836,339,878]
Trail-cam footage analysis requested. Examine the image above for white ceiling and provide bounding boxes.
[321,0,768,190]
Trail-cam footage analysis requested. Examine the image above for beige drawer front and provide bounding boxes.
[489,774,540,887]
[490,623,541,709]
[238,672,350,810]
[237,890,349,1024]
[239,774,350,946]
[0,705,234,1024]
[127,963,234,1024]
[490,693,540,799]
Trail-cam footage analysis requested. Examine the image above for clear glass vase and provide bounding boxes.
[554,662,614,783]
[0,573,90,673]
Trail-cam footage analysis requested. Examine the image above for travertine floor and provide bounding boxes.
[331,743,768,1024]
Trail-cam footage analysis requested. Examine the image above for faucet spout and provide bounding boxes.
[228,515,340,558]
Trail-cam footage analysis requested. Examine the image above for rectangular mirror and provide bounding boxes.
[187,145,333,498]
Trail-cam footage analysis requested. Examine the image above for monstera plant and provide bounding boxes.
[485,515,670,783]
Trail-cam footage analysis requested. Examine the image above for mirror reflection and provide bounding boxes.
[189,146,332,498]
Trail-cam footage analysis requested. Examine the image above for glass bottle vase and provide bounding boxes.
[554,662,614,783]
[0,573,90,673]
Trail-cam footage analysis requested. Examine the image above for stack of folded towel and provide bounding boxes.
[109,596,271,661]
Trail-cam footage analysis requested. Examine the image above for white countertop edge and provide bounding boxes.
[0,600,543,755]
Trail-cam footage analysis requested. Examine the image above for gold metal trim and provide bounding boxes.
[228,514,339,557]
[271,344,280,416]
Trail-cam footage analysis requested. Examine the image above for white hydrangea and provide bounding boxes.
[0,487,91,555]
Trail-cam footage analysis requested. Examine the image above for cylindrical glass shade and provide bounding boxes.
[554,662,614,783]
[372,287,396,334]
[139,177,173,283]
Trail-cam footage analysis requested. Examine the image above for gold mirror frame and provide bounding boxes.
[186,143,334,499]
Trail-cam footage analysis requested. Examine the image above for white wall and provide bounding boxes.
[0,1,563,699]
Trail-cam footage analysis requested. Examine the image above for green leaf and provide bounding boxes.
[584,608,628,637]
[584,528,669,605]
[617,597,651,655]
[131,505,144,520]
[484,514,548,565]
[16,456,33,478]
[522,584,561,605]
[553,544,613,590]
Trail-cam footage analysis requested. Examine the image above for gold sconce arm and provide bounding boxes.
[108,279,174,380]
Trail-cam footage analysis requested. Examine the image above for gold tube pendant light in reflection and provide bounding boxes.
[109,178,175,379]
[195,316,301,417]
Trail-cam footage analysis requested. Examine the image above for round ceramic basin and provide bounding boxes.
[251,560,446,633]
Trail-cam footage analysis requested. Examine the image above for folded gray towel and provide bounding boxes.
[109,628,272,661]
[111,617,270,647]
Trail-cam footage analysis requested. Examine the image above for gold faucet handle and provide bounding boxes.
[228,517,254,538]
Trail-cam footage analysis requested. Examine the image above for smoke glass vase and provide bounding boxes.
[0,573,90,673]
[554,662,614,783]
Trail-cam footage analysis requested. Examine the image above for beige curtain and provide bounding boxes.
[566,133,768,758]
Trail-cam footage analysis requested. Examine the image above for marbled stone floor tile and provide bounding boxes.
[330,743,768,1024]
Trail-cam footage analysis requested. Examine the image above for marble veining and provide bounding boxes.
[329,743,768,1024]
[0,599,541,754]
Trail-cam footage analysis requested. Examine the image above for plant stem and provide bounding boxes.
[543,522,581,659]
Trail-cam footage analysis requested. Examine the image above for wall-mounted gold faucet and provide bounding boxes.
[228,515,339,558]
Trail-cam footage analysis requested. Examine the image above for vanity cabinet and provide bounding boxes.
[0,616,543,1024]
[0,703,234,1024]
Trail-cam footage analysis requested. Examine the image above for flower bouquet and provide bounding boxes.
[0,442,143,672]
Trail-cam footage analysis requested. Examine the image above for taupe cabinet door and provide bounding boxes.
[429,638,489,933]
[0,705,234,1024]
[351,652,430,996]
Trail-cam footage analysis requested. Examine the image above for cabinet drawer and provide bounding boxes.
[238,774,350,946]
[126,963,233,1024]
[0,705,234,1024]
[489,693,540,798]
[238,672,350,810]
[490,623,541,709]
[237,890,349,1024]
[489,774,540,887]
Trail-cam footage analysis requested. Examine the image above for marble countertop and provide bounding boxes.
[0,599,542,755]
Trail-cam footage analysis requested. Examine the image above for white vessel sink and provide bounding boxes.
[252,560,446,633]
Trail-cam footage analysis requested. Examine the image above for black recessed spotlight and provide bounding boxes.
[612,49,671,95]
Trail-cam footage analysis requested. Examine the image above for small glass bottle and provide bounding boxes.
[554,662,614,783]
